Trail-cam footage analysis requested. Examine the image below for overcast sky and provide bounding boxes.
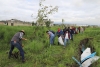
[0,0,100,25]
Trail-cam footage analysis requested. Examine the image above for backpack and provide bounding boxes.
[50,30,55,34]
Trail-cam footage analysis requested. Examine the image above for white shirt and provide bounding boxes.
[65,33,69,39]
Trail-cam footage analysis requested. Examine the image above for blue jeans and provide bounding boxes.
[70,34,73,41]
[64,38,69,46]
[9,41,24,60]
[50,35,55,45]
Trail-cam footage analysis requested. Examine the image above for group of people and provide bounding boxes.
[8,26,85,63]
[46,26,85,48]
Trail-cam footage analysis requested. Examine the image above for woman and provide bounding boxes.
[64,30,70,48]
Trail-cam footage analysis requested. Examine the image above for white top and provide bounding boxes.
[65,33,69,39]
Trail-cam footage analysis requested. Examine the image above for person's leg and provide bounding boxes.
[58,35,60,45]
[52,36,55,45]
[70,34,71,40]
[9,41,15,59]
[50,36,53,45]
[58,42,59,45]
[66,39,69,45]
[64,38,67,47]
[71,34,73,41]
[14,42,25,62]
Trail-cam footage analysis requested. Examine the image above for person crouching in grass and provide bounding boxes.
[8,30,27,63]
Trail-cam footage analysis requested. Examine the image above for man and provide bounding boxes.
[69,27,74,41]
[8,30,27,63]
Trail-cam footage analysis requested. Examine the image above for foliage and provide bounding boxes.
[36,0,58,26]
[32,22,37,26]
[0,25,100,67]
[61,19,65,28]
[45,20,51,27]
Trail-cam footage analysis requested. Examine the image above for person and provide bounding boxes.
[64,30,70,48]
[49,30,56,45]
[70,27,74,41]
[80,26,84,33]
[46,30,55,46]
[56,28,64,45]
[49,30,55,35]
[8,30,27,63]
[78,26,80,33]
[56,28,63,37]
[63,27,67,35]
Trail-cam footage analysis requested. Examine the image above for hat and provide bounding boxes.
[20,30,25,35]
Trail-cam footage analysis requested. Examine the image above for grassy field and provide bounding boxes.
[0,25,100,67]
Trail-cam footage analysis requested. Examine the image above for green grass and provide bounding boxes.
[0,25,100,67]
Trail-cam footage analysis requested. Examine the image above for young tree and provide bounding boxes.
[45,20,51,27]
[36,0,58,26]
[62,19,65,28]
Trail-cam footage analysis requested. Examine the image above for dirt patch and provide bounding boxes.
[77,37,99,67]
[79,37,94,54]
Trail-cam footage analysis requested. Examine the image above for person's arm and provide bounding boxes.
[19,32,27,40]
[21,38,27,40]
[47,33,50,38]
